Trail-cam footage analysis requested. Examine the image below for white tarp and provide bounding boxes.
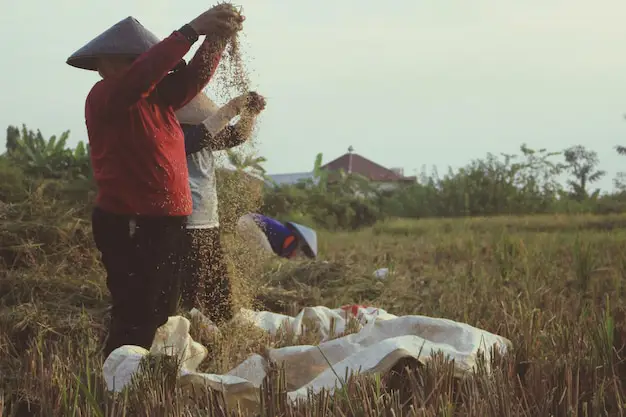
[103,305,511,410]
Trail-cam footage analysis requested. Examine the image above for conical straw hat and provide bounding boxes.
[285,222,318,258]
[66,16,161,71]
[175,92,219,125]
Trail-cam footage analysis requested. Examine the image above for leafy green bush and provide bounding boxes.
[0,156,29,203]
[3,125,626,230]
[262,177,383,231]
[5,124,91,180]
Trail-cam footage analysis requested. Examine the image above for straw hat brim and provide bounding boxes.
[67,53,138,71]
[66,16,161,71]
[175,92,219,125]
[285,222,318,258]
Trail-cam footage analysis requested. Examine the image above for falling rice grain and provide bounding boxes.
[212,3,251,102]
[197,3,267,316]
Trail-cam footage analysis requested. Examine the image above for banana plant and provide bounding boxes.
[5,124,90,179]
[614,145,626,191]
[11,125,72,178]
[311,152,328,192]
[70,141,93,179]
[226,149,268,179]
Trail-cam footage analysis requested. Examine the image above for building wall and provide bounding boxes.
[267,172,316,186]
[266,172,413,190]
[376,182,401,191]
[375,181,418,191]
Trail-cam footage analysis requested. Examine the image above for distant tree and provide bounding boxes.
[614,145,626,192]
[70,140,92,180]
[515,144,566,195]
[8,124,72,178]
[226,149,267,178]
[563,145,606,201]
[5,125,19,154]
[310,152,328,191]
[4,124,91,179]
[613,172,626,192]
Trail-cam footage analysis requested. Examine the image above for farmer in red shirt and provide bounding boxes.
[66,6,244,357]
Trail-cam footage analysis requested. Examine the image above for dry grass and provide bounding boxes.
[1,201,626,416]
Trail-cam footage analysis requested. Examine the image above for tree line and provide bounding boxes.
[2,124,626,230]
[264,143,626,229]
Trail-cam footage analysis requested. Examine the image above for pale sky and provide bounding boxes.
[2,0,626,191]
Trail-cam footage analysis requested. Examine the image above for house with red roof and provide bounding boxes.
[268,147,416,190]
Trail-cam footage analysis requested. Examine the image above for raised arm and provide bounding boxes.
[159,36,228,110]
[181,121,245,155]
[210,117,254,151]
[183,91,265,155]
[207,92,266,150]
[102,5,243,114]
[182,123,213,155]
[100,29,196,114]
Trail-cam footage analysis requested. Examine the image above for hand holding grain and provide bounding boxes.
[245,92,266,115]
[189,4,244,38]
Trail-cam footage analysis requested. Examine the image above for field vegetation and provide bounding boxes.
[1,125,625,416]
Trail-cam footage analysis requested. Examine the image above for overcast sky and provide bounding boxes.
[2,0,626,191]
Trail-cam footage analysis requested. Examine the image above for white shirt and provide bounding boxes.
[179,95,244,229]
[186,148,219,229]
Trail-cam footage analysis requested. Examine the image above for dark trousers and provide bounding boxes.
[92,207,186,357]
[179,227,232,324]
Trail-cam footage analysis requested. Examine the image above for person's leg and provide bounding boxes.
[165,224,194,316]
[159,219,188,322]
[194,227,233,324]
[179,227,200,312]
[91,207,136,357]
[132,215,188,346]
[93,208,187,356]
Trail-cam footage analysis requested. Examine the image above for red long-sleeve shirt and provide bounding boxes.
[85,31,222,216]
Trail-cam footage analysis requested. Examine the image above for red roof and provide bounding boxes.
[321,153,415,182]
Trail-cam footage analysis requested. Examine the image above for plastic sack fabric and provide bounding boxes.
[235,214,274,254]
[103,306,512,412]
